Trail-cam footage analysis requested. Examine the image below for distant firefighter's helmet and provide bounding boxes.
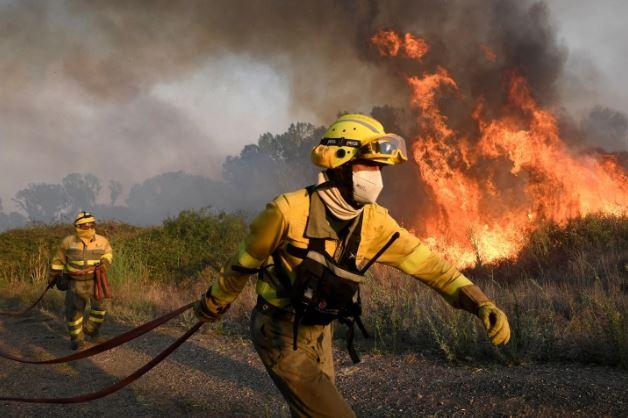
[311,113,408,169]
[74,211,96,226]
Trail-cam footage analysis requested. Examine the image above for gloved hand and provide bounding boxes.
[456,284,510,346]
[478,302,511,345]
[194,290,230,323]
[49,270,69,291]
[48,270,62,286]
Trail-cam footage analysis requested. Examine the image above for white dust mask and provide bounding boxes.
[352,169,383,204]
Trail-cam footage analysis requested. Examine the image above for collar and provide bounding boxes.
[305,191,339,239]
[305,190,361,240]
[74,234,96,245]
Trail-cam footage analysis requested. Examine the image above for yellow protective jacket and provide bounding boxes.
[51,234,113,277]
[210,188,473,309]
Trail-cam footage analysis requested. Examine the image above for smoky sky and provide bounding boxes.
[0,0,626,212]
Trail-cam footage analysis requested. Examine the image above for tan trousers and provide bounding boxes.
[250,307,356,418]
[64,279,107,341]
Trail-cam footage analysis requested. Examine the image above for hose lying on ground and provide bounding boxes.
[0,322,203,404]
[0,281,56,317]
[0,302,195,364]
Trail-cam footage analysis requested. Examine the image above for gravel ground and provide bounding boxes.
[0,306,626,417]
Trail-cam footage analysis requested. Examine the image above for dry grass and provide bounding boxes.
[1,214,625,368]
[359,263,626,368]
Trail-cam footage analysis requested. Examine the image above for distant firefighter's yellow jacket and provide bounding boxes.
[210,188,473,309]
[51,234,113,276]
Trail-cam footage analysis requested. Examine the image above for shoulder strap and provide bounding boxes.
[308,237,326,253]
[304,184,327,254]
[338,213,363,271]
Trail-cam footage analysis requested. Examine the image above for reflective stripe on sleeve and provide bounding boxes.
[67,260,101,267]
[255,280,290,308]
[236,244,264,270]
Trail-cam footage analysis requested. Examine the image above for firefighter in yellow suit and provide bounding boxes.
[195,114,511,417]
[50,211,113,350]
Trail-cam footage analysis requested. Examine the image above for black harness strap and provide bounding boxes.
[309,238,326,252]
[339,318,361,364]
[232,257,293,300]
[338,215,363,270]
[230,265,260,275]
[270,253,295,299]
[286,244,308,259]
[292,236,326,350]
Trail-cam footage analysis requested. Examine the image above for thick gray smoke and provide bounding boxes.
[1,0,624,230]
[5,1,569,117]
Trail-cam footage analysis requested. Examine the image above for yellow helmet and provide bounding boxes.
[74,211,96,226]
[311,113,408,169]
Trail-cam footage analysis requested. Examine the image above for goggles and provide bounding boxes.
[77,222,95,230]
[359,134,408,164]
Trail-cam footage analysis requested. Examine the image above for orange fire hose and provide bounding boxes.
[0,279,57,317]
[0,322,203,404]
[0,272,203,403]
[0,302,195,364]
[94,267,102,300]
[94,266,111,301]
[100,268,112,298]
[0,264,109,316]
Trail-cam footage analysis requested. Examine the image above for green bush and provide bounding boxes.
[119,209,245,282]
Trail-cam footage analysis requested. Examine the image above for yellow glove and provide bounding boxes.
[456,284,510,346]
[478,302,511,345]
[194,290,230,323]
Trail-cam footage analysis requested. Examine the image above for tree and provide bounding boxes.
[125,171,234,225]
[222,122,324,210]
[13,183,69,223]
[109,180,123,206]
[62,173,102,214]
[0,198,26,232]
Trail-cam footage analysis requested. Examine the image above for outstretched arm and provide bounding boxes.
[195,199,288,322]
[367,210,510,345]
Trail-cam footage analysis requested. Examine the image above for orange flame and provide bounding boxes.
[371,30,429,61]
[371,30,401,57]
[480,44,497,62]
[371,31,628,267]
[403,33,430,60]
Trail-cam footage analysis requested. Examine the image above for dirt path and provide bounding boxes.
[0,305,626,417]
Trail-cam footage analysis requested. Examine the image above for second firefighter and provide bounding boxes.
[49,211,113,350]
